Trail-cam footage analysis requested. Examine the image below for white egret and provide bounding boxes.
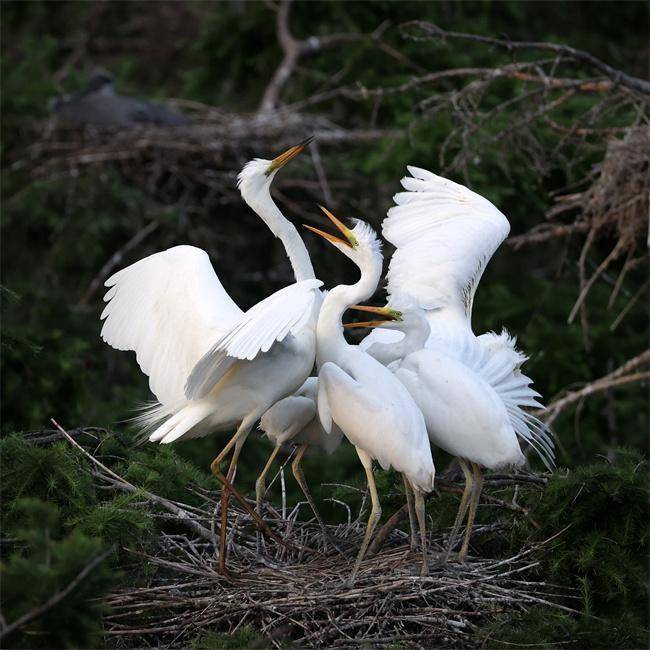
[304,208,435,584]
[348,167,555,561]
[100,139,323,572]
[256,376,344,552]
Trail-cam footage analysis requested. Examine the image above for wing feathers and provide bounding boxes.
[383,168,510,323]
[185,279,322,399]
[100,245,243,405]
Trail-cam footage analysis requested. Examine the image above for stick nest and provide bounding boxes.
[103,486,573,648]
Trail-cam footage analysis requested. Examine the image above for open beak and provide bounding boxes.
[303,205,358,248]
[266,136,314,176]
[344,304,403,328]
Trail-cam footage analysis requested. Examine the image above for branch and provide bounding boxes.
[404,22,650,96]
[543,350,650,424]
[0,546,115,643]
[51,419,215,543]
[259,0,386,113]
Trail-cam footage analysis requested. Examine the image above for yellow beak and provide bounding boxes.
[266,136,313,176]
[303,205,358,248]
[344,304,403,328]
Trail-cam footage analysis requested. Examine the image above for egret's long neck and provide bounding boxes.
[247,190,315,282]
[366,312,430,365]
[317,251,383,366]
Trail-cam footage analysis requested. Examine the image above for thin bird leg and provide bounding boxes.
[209,425,250,476]
[291,444,346,557]
[214,470,290,548]
[255,444,282,557]
[402,473,417,552]
[347,448,382,587]
[411,481,429,576]
[444,458,474,561]
[458,462,484,562]
[218,436,246,573]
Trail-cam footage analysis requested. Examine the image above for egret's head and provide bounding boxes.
[237,137,313,206]
[303,206,383,268]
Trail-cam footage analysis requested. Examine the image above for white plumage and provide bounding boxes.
[307,215,434,583]
[99,141,321,573]
[384,166,510,327]
[255,376,345,553]
[259,377,343,455]
[186,279,322,399]
[101,245,242,405]
[354,166,554,561]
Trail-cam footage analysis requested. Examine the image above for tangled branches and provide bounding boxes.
[104,530,575,648]
[23,105,390,214]
[45,422,572,648]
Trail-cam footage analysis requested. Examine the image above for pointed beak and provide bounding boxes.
[303,205,358,248]
[344,304,403,328]
[266,136,314,176]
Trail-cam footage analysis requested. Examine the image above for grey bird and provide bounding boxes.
[52,72,186,127]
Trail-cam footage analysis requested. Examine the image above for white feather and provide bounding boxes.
[383,167,510,327]
[101,246,242,405]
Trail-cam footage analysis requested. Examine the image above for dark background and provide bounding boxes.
[1,2,648,648]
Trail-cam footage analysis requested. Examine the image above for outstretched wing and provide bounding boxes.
[101,245,243,405]
[383,166,510,327]
[185,279,323,399]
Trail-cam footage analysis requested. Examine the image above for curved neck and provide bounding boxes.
[246,190,315,282]
[367,312,430,365]
[317,252,383,365]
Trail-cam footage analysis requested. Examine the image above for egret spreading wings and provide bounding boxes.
[351,167,555,561]
[100,140,323,572]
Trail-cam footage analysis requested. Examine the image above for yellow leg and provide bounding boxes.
[256,444,282,515]
[209,420,253,574]
[444,458,474,561]
[403,473,417,552]
[347,448,381,587]
[411,482,429,576]
[292,444,344,556]
[458,462,484,562]
[255,444,281,557]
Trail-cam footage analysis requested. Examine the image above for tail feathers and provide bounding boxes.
[474,329,556,471]
[148,401,213,444]
[507,406,556,471]
[130,401,177,445]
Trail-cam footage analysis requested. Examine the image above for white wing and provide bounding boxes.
[101,245,243,405]
[185,279,323,399]
[383,166,510,325]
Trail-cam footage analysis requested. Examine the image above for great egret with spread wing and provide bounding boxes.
[304,208,435,585]
[348,167,555,561]
[101,139,322,572]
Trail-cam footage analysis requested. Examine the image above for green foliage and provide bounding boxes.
[1,499,114,649]
[484,451,650,646]
[1,2,648,647]
[1,435,95,526]
[70,493,153,547]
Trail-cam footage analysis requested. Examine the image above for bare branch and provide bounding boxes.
[543,350,650,424]
[403,21,650,96]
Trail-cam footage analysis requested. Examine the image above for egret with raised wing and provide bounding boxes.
[348,168,555,561]
[100,139,322,572]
